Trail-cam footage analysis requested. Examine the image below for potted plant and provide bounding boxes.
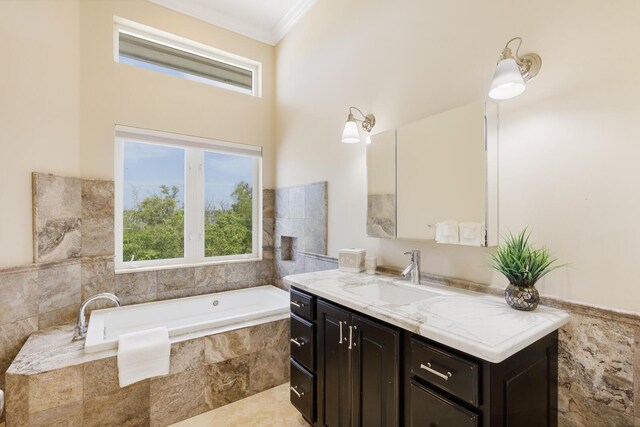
[489,228,564,311]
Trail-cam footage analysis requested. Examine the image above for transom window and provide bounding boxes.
[114,17,261,96]
[114,126,262,271]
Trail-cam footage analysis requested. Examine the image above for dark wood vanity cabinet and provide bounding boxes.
[290,287,559,427]
[316,300,400,427]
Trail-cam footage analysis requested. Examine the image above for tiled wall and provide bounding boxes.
[274,182,334,285]
[6,319,289,427]
[0,173,276,396]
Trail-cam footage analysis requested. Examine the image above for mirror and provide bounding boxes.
[366,101,498,246]
[366,129,396,238]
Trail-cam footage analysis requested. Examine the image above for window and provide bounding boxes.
[115,126,262,271]
[114,17,261,96]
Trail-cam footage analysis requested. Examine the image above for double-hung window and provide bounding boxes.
[114,126,262,271]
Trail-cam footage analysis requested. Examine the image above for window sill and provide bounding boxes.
[114,257,263,274]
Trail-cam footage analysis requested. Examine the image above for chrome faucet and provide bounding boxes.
[401,250,421,285]
[74,293,121,340]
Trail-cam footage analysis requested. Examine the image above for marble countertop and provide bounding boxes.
[284,270,570,363]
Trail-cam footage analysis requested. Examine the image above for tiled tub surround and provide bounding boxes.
[375,266,640,427]
[0,173,276,398]
[274,182,328,284]
[5,318,290,427]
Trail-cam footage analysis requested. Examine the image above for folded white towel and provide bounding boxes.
[459,222,484,246]
[436,220,459,244]
[117,327,170,387]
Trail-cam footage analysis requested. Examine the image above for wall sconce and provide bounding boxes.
[488,37,542,101]
[341,107,376,143]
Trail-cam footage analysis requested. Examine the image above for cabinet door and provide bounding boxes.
[317,300,351,427]
[351,315,400,427]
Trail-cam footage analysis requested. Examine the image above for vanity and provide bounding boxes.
[285,270,570,427]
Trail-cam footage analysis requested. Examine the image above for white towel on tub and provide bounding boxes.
[117,327,170,387]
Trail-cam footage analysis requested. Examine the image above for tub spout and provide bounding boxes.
[74,293,121,341]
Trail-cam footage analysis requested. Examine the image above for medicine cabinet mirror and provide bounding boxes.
[366,101,498,246]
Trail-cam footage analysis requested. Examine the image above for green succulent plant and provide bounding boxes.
[489,228,564,288]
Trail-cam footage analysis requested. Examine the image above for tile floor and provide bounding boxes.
[171,383,309,427]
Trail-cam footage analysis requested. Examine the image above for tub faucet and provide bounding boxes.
[74,293,121,340]
[401,250,421,285]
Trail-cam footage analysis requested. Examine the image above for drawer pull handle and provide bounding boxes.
[339,321,344,344]
[420,363,452,381]
[290,338,305,347]
[291,385,305,398]
[348,325,357,350]
[290,301,305,308]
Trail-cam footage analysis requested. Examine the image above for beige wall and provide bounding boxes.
[0,0,82,268]
[0,0,275,269]
[275,0,640,311]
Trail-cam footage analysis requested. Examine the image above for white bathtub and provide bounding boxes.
[84,285,290,353]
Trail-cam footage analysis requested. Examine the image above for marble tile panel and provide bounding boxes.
[275,188,289,219]
[263,218,275,247]
[33,173,82,263]
[38,303,79,330]
[82,218,115,257]
[224,281,255,292]
[304,218,327,255]
[263,247,274,260]
[248,347,289,394]
[115,271,157,297]
[0,269,38,326]
[194,264,225,290]
[29,401,83,427]
[5,373,29,419]
[226,262,256,284]
[249,319,289,353]
[170,338,204,375]
[157,288,196,301]
[635,327,640,420]
[37,261,81,314]
[81,179,114,221]
[120,292,157,306]
[33,173,82,227]
[263,189,275,219]
[558,312,635,424]
[150,367,207,427]
[256,260,274,283]
[205,328,251,364]
[302,254,338,273]
[289,186,305,219]
[204,354,250,410]
[0,317,38,385]
[28,364,83,413]
[157,268,195,293]
[83,380,149,427]
[81,257,115,299]
[83,356,118,400]
[304,182,327,220]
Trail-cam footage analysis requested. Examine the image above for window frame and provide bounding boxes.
[113,17,262,97]
[114,125,262,273]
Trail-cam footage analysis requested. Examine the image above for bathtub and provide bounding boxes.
[84,285,290,353]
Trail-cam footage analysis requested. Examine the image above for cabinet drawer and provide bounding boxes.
[290,314,314,371]
[290,358,315,424]
[409,379,478,427]
[290,288,314,321]
[410,338,479,406]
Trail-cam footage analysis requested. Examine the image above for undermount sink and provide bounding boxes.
[349,282,443,305]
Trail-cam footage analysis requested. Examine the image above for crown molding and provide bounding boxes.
[148,0,316,46]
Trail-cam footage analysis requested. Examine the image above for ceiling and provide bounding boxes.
[148,0,316,45]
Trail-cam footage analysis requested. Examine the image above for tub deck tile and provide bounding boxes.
[204,354,250,410]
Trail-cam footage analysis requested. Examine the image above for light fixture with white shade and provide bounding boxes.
[489,37,541,101]
[341,107,376,143]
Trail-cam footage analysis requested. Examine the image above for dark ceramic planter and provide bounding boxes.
[505,284,539,311]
